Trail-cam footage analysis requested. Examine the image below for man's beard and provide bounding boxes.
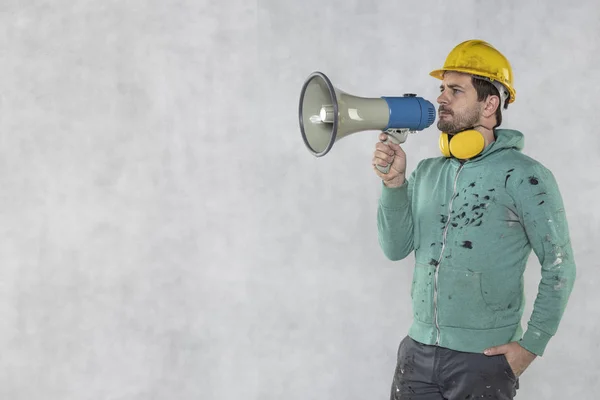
[437,106,482,134]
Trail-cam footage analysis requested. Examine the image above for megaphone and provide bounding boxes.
[298,71,436,173]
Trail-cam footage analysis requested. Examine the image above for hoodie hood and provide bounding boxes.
[470,128,524,162]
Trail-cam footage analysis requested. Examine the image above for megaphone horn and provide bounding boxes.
[298,71,436,173]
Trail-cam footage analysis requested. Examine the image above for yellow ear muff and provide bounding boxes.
[439,130,486,159]
[448,129,485,159]
[439,133,451,157]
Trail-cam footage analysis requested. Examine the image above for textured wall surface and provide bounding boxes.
[0,0,598,399]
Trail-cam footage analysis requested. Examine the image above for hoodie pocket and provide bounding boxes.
[411,263,435,323]
[437,268,496,329]
[479,270,522,312]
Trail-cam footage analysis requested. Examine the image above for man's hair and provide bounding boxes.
[471,77,504,128]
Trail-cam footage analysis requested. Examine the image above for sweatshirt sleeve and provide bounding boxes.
[516,165,576,356]
[376,166,418,261]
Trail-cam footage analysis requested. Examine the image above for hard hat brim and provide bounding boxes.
[429,68,516,103]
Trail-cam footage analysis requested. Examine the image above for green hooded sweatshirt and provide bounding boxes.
[377,129,575,356]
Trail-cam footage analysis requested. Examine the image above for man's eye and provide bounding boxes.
[440,88,461,94]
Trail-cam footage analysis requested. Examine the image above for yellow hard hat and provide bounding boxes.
[430,39,516,104]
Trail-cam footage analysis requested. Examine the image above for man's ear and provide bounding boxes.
[483,95,500,117]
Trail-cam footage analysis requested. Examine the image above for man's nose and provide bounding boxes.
[437,90,449,105]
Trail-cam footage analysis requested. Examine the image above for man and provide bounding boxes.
[372,39,576,399]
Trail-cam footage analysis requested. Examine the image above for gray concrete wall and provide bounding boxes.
[0,0,597,399]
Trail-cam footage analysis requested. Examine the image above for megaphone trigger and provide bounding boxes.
[376,128,410,174]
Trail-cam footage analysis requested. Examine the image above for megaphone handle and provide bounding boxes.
[376,130,406,174]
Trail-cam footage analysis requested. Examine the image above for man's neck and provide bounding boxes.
[473,124,496,148]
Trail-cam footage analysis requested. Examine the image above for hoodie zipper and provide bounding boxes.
[433,161,465,346]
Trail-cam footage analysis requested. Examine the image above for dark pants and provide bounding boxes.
[390,336,519,400]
